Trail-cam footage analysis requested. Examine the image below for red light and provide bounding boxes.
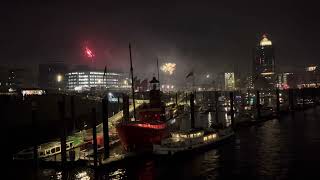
[85,46,94,58]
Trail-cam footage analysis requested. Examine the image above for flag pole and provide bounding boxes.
[103,65,107,88]
[129,43,136,120]
[157,58,160,87]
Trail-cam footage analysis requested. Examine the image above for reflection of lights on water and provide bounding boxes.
[169,118,176,124]
[56,171,62,180]
[109,168,127,180]
[208,112,212,128]
[75,171,90,180]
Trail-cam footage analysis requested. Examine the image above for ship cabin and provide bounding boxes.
[137,77,166,122]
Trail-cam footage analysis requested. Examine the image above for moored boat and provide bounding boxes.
[116,77,174,152]
[153,127,234,155]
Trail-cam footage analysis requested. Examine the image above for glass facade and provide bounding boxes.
[65,71,130,91]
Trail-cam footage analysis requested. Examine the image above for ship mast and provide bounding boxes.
[157,58,160,87]
[129,43,136,120]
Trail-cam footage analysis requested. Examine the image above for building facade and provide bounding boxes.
[253,34,276,89]
[65,70,130,91]
[224,72,235,91]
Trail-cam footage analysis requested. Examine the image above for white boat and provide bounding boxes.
[13,141,75,160]
[153,127,234,155]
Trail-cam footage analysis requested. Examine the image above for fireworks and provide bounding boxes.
[161,63,176,75]
[84,46,94,58]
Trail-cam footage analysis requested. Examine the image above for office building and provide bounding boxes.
[65,70,130,91]
[253,34,276,89]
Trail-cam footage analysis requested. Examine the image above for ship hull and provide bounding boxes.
[116,123,168,152]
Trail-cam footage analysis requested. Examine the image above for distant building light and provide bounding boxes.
[74,86,82,91]
[56,74,63,82]
[306,66,317,72]
[8,88,15,92]
[260,35,272,46]
[21,90,45,96]
[261,72,274,76]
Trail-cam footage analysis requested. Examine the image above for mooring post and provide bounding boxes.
[256,90,261,119]
[202,91,205,103]
[31,101,38,180]
[302,88,305,110]
[185,92,188,105]
[122,94,129,122]
[117,96,121,112]
[229,92,235,129]
[311,88,316,108]
[91,108,98,168]
[58,97,67,180]
[71,95,76,132]
[276,89,280,115]
[215,91,219,124]
[175,92,178,105]
[102,97,109,159]
[190,93,195,129]
[288,89,293,111]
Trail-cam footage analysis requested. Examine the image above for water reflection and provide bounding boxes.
[108,168,127,180]
[208,112,212,128]
[41,107,320,179]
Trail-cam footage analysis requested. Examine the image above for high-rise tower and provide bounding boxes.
[253,34,276,89]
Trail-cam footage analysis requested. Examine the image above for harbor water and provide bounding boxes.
[19,106,320,179]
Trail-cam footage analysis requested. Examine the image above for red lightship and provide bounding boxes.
[116,77,172,152]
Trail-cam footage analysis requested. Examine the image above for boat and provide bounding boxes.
[153,127,234,155]
[153,92,235,155]
[116,77,173,152]
[13,140,76,160]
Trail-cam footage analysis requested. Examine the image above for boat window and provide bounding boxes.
[51,148,55,153]
[56,147,60,152]
[46,150,50,155]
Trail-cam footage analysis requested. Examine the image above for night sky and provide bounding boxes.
[1,0,319,80]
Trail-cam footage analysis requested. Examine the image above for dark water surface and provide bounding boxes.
[11,107,320,179]
[101,107,320,179]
